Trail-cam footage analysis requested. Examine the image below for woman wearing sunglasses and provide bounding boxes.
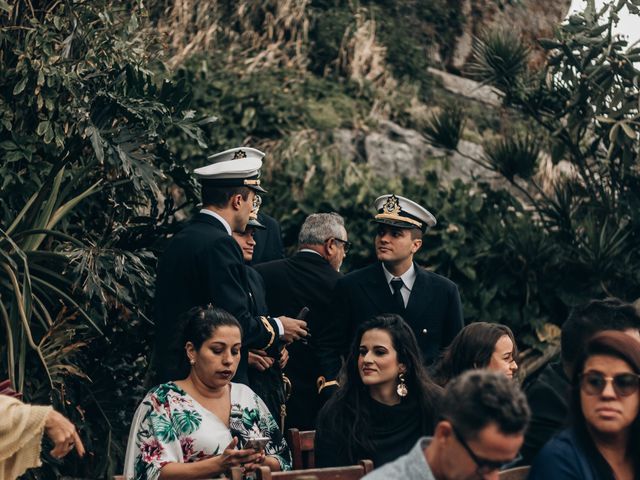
[529,330,640,480]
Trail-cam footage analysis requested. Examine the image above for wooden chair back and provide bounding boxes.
[255,459,374,480]
[499,465,531,480]
[287,428,316,470]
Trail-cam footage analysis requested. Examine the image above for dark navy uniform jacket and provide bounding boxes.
[151,212,280,385]
[332,262,464,371]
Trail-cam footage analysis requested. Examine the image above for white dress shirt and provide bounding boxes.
[199,208,232,235]
[382,263,416,308]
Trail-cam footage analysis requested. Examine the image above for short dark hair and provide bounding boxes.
[409,228,423,240]
[561,298,640,369]
[201,184,252,208]
[432,322,517,386]
[440,370,530,440]
[570,331,640,474]
[179,305,242,374]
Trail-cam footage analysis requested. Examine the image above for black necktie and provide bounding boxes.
[390,278,405,311]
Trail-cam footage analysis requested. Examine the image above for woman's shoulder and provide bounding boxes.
[230,382,256,398]
[529,429,591,479]
[230,382,266,407]
[142,382,186,403]
[536,429,578,455]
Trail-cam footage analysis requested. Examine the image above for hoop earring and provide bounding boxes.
[397,372,408,398]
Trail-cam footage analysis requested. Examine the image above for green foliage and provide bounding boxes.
[0,1,207,477]
[169,59,373,164]
[483,134,541,180]
[450,0,640,326]
[467,28,530,94]
[308,0,465,97]
[4,0,640,477]
[422,104,466,150]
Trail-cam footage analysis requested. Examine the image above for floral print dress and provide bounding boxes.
[123,382,291,480]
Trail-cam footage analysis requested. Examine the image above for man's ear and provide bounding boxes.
[230,193,243,210]
[434,420,453,442]
[323,238,335,257]
[411,238,423,253]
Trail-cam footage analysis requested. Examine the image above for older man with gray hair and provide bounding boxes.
[363,370,531,480]
[255,212,349,429]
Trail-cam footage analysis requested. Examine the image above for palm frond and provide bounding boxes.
[484,135,541,180]
[422,104,466,150]
[468,29,530,93]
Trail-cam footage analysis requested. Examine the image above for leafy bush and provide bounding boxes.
[439,0,640,338]
[422,104,466,150]
[0,1,208,477]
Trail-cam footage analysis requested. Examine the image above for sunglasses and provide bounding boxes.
[451,424,511,474]
[331,237,352,253]
[579,371,640,397]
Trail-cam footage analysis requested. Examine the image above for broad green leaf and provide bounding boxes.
[13,77,27,95]
[150,413,177,442]
[620,122,636,139]
[36,120,50,136]
[173,410,202,435]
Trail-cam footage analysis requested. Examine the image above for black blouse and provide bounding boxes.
[315,394,429,468]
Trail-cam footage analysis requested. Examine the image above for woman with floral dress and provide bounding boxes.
[123,306,291,480]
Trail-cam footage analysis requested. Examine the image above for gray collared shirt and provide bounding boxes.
[362,437,436,480]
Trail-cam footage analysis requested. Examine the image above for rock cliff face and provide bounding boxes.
[442,0,572,72]
[333,120,493,186]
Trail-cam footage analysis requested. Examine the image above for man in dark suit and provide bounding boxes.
[254,213,347,429]
[333,194,463,373]
[150,147,308,386]
[251,212,285,265]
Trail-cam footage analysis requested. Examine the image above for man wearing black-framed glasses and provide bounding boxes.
[363,370,531,480]
[254,213,349,429]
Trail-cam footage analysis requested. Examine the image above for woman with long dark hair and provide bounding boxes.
[431,322,518,386]
[529,331,640,480]
[315,314,442,468]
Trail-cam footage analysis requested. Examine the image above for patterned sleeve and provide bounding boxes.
[123,388,184,480]
[253,392,292,471]
[229,386,292,471]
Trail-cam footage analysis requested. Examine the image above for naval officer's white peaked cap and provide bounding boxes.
[373,194,437,232]
[194,147,267,193]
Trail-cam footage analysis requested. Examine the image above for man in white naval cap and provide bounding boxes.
[151,147,308,386]
[325,194,463,393]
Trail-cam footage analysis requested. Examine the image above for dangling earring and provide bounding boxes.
[190,359,195,366]
[397,372,408,397]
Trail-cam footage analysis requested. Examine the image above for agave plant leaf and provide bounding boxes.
[422,104,466,150]
[468,29,530,93]
[14,229,86,248]
[483,135,541,180]
[2,263,52,390]
[5,191,38,236]
[21,167,66,252]
[29,275,103,335]
[46,179,104,230]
